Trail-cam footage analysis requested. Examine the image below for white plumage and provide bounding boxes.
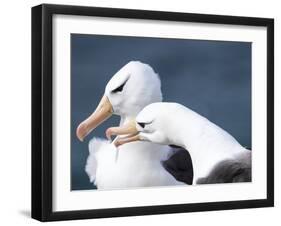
[112,102,251,184]
[86,138,183,189]
[78,62,186,189]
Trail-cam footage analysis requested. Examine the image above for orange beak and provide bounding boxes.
[76,96,113,141]
[106,120,140,147]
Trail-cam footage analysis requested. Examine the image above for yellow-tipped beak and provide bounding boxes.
[106,120,140,147]
[76,96,113,141]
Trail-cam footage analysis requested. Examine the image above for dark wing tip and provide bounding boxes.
[162,146,194,185]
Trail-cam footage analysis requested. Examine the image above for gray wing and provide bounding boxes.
[197,151,251,184]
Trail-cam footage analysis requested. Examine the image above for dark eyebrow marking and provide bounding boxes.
[111,77,129,93]
[137,120,154,128]
[137,122,146,128]
[112,83,125,93]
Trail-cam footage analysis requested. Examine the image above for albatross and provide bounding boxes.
[108,102,251,184]
[76,62,193,189]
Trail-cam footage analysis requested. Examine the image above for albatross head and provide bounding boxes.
[76,61,162,141]
[106,102,185,147]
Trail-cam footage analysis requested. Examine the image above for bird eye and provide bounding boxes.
[111,82,126,93]
[111,77,129,93]
[137,122,146,128]
[137,120,153,129]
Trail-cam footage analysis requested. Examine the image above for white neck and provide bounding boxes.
[119,114,135,126]
[172,107,246,183]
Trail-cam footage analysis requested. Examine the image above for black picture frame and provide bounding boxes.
[31,3,274,222]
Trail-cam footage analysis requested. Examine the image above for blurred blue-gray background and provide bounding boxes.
[71,34,251,190]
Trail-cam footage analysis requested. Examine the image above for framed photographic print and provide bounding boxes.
[31,4,274,221]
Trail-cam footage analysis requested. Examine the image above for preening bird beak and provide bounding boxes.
[106,120,140,147]
[76,95,113,141]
